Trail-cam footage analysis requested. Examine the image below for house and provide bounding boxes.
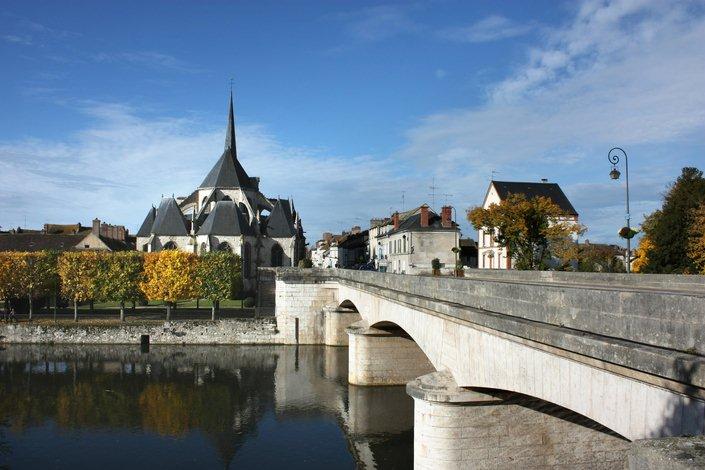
[311,227,369,268]
[0,218,134,252]
[371,205,460,275]
[135,93,306,290]
[477,180,579,269]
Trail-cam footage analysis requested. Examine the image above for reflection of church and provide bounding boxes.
[136,93,306,288]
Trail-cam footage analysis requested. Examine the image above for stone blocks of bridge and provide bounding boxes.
[346,321,435,386]
[407,371,630,470]
[322,306,361,346]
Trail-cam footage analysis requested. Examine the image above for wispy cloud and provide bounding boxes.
[400,0,705,242]
[90,51,200,73]
[439,15,534,43]
[3,34,32,45]
[0,101,412,238]
[335,4,421,43]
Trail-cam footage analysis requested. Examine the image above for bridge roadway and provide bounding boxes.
[269,267,705,468]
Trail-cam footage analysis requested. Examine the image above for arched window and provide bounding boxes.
[271,244,284,267]
[239,203,250,223]
[242,242,251,278]
[217,241,232,252]
[163,241,177,250]
[200,242,208,254]
[201,196,209,211]
[221,195,232,201]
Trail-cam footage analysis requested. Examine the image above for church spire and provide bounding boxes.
[224,90,237,157]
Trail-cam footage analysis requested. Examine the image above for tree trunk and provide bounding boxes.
[196,298,200,310]
[211,301,216,321]
[120,301,125,322]
[73,300,78,322]
[53,292,58,322]
[28,294,33,321]
[89,300,94,315]
[166,303,171,321]
[132,300,136,310]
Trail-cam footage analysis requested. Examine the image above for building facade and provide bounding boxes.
[372,205,459,275]
[135,94,306,290]
[477,180,579,269]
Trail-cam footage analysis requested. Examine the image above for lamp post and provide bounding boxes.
[608,147,631,273]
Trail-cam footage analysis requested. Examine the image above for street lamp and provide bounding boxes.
[608,147,631,273]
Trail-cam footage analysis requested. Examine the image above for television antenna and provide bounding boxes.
[429,177,439,211]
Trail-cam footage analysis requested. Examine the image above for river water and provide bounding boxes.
[0,344,629,469]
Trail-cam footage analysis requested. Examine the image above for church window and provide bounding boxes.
[239,203,250,223]
[271,244,284,267]
[163,241,177,250]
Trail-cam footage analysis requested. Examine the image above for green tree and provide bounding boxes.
[641,167,705,273]
[97,252,145,321]
[141,251,199,320]
[577,244,626,273]
[197,252,242,320]
[687,203,705,274]
[58,251,101,321]
[0,252,18,311]
[468,194,584,270]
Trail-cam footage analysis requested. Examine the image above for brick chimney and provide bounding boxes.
[392,212,400,230]
[441,206,452,228]
[92,218,101,236]
[420,205,429,228]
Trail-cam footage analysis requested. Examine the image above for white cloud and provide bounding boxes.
[439,15,533,43]
[3,34,32,45]
[435,69,447,79]
[337,4,421,42]
[0,102,412,240]
[90,51,200,73]
[400,0,705,243]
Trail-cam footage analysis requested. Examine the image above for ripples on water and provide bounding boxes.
[0,344,629,469]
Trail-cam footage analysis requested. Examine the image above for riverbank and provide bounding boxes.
[0,318,279,345]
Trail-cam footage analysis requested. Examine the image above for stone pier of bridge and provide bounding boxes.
[266,267,705,469]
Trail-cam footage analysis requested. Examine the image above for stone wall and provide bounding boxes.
[273,275,338,344]
[0,318,278,345]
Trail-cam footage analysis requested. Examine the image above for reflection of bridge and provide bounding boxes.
[270,268,705,468]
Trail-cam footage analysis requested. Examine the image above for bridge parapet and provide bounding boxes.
[270,267,705,394]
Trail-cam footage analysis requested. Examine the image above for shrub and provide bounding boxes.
[298,258,313,268]
[243,297,255,308]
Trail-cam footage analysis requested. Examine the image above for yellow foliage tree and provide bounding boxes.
[58,251,102,321]
[631,236,655,273]
[0,252,18,306]
[687,204,705,274]
[141,251,199,320]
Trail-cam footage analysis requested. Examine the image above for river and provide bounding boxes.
[0,344,628,469]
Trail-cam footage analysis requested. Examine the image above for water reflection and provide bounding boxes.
[0,344,412,469]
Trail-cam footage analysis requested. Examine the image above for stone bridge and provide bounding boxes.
[268,267,705,468]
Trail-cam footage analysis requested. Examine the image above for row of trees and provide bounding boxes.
[633,167,705,274]
[0,250,243,321]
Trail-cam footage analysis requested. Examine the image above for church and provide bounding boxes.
[135,93,306,289]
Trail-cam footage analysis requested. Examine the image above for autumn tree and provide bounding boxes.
[577,243,626,273]
[631,235,654,273]
[141,251,199,320]
[687,203,705,274]
[0,252,18,311]
[640,167,705,273]
[468,194,584,270]
[58,251,101,322]
[13,251,60,320]
[96,252,145,321]
[197,251,243,320]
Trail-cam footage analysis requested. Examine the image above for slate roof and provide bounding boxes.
[197,201,253,236]
[491,181,578,216]
[266,199,297,238]
[0,233,86,252]
[179,190,198,208]
[198,94,255,189]
[136,207,157,237]
[99,236,134,251]
[390,211,457,234]
[151,198,189,236]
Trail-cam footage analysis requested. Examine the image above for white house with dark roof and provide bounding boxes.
[135,93,306,290]
[478,180,579,270]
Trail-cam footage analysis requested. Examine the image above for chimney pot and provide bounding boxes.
[441,206,452,228]
[541,178,548,183]
[392,212,400,230]
[420,206,429,228]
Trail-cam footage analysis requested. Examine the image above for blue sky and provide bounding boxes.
[2,0,704,244]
